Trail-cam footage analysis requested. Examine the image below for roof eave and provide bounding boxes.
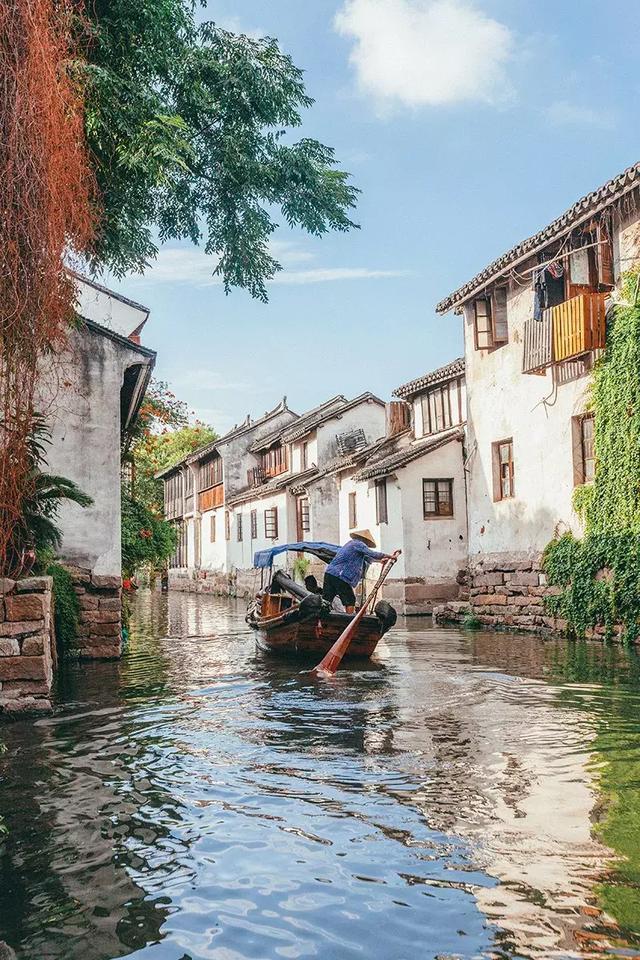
[436,161,640,315]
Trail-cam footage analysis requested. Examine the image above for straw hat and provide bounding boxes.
[350,529,377,548]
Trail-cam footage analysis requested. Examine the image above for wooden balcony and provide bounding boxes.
[199,482,224,512]
[522,313,553,374]
[248,466,266,487]
[551,292,607,363]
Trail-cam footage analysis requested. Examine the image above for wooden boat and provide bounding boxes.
[245,542,397,659]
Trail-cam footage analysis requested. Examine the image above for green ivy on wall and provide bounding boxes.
[543,270,640,642]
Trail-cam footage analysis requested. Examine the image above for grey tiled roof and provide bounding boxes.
[249,396,346,453]
[282,392,385,445]
[226,467,320,507]
[354,428,463,481]
[436,161,640,314]
[393,358,464,399]
[185,399,293,465]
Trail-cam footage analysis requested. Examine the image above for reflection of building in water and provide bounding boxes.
[391,627,616,957]
[0,655,183,960]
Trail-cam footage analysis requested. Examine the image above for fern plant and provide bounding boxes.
[8,414,93,573]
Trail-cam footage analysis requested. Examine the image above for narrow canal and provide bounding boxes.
[2,592,640,960]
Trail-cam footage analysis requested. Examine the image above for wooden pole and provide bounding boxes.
[312,554,399,678]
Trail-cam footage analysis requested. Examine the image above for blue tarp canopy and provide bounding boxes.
[254,541,340,569]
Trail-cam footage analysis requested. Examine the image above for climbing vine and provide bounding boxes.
[0,0,94,577]
[543,270,640,641]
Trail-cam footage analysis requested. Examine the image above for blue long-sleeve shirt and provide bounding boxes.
[325,539,387,587]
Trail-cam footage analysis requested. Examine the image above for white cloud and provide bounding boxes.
[546,100,614,129]
[117,242,407,288]
[334,0,515,109]
[271,267,408,284]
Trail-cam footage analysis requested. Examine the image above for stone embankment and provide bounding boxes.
[0,569,122,719]
[168,568,257,600]
[433,553,569,635]
[66,567,122,660]
[0,576,55,716]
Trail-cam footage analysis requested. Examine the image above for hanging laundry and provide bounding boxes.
[533,268,544,321]
[547,260,564,279]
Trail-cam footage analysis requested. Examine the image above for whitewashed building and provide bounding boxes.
[434,161,640,630]
[160,399,298,592]
[162,393,386,594]
[42,274,156,658]
[333,360,468,614]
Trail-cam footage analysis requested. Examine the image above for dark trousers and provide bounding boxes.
[322,572,356,607]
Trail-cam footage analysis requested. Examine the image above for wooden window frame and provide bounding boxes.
[572,413,595,486]
[165,471,184,519]
[225,510,230,541]
[250,509,258,540]
[237,513,243,542]
[348,491,357,530]
[301,441,308,471]
[264,507,278,540]
[492,439,515,501]
[169,519,188,568]
[473,289,508,352]
[423,479,454,518]
[296,496,310,541]
[210,514,216,543]
[198,454,223,492]
[261,444,288,478]
[375,479,388,525]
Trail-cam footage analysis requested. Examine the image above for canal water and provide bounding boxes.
[2,593,640,959]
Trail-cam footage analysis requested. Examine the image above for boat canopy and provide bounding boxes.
[254,541,340,569]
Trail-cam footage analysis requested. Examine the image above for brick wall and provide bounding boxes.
[433,552,570,635]
[0,576,55,716]
[66,567,122,659]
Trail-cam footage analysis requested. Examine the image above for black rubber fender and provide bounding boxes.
[374,600,397,634]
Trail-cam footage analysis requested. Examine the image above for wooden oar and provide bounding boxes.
[312,553,400,678]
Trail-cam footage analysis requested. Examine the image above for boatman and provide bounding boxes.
[322,530,400,614]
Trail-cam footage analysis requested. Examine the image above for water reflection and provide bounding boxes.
[0,592,639,958]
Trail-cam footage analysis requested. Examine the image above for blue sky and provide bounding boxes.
[110,0,639,433]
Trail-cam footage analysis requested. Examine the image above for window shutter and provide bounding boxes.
[597,223,615,288]
[492,288,508,343]
[474,299,493,350]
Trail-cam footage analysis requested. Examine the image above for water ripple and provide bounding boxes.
[1,592,640,959]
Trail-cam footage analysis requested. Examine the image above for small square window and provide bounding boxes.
[423,479,454,518]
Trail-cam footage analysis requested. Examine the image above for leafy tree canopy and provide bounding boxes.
[127,379,217,514]
[81,1,359,300]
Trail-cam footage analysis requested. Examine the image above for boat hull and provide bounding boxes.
[251,612,384,659]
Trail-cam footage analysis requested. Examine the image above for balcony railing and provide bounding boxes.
[248,466,266,487]
[523,292,607,374]
[552,292,607,363]
[522,313,553,374]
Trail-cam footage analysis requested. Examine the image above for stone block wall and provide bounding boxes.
[433,552,569,635]
[0,577,55,716]
[168,567,464,617]
[383,576,464,616]
[168,568,257,600]
[66,567,122,659]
